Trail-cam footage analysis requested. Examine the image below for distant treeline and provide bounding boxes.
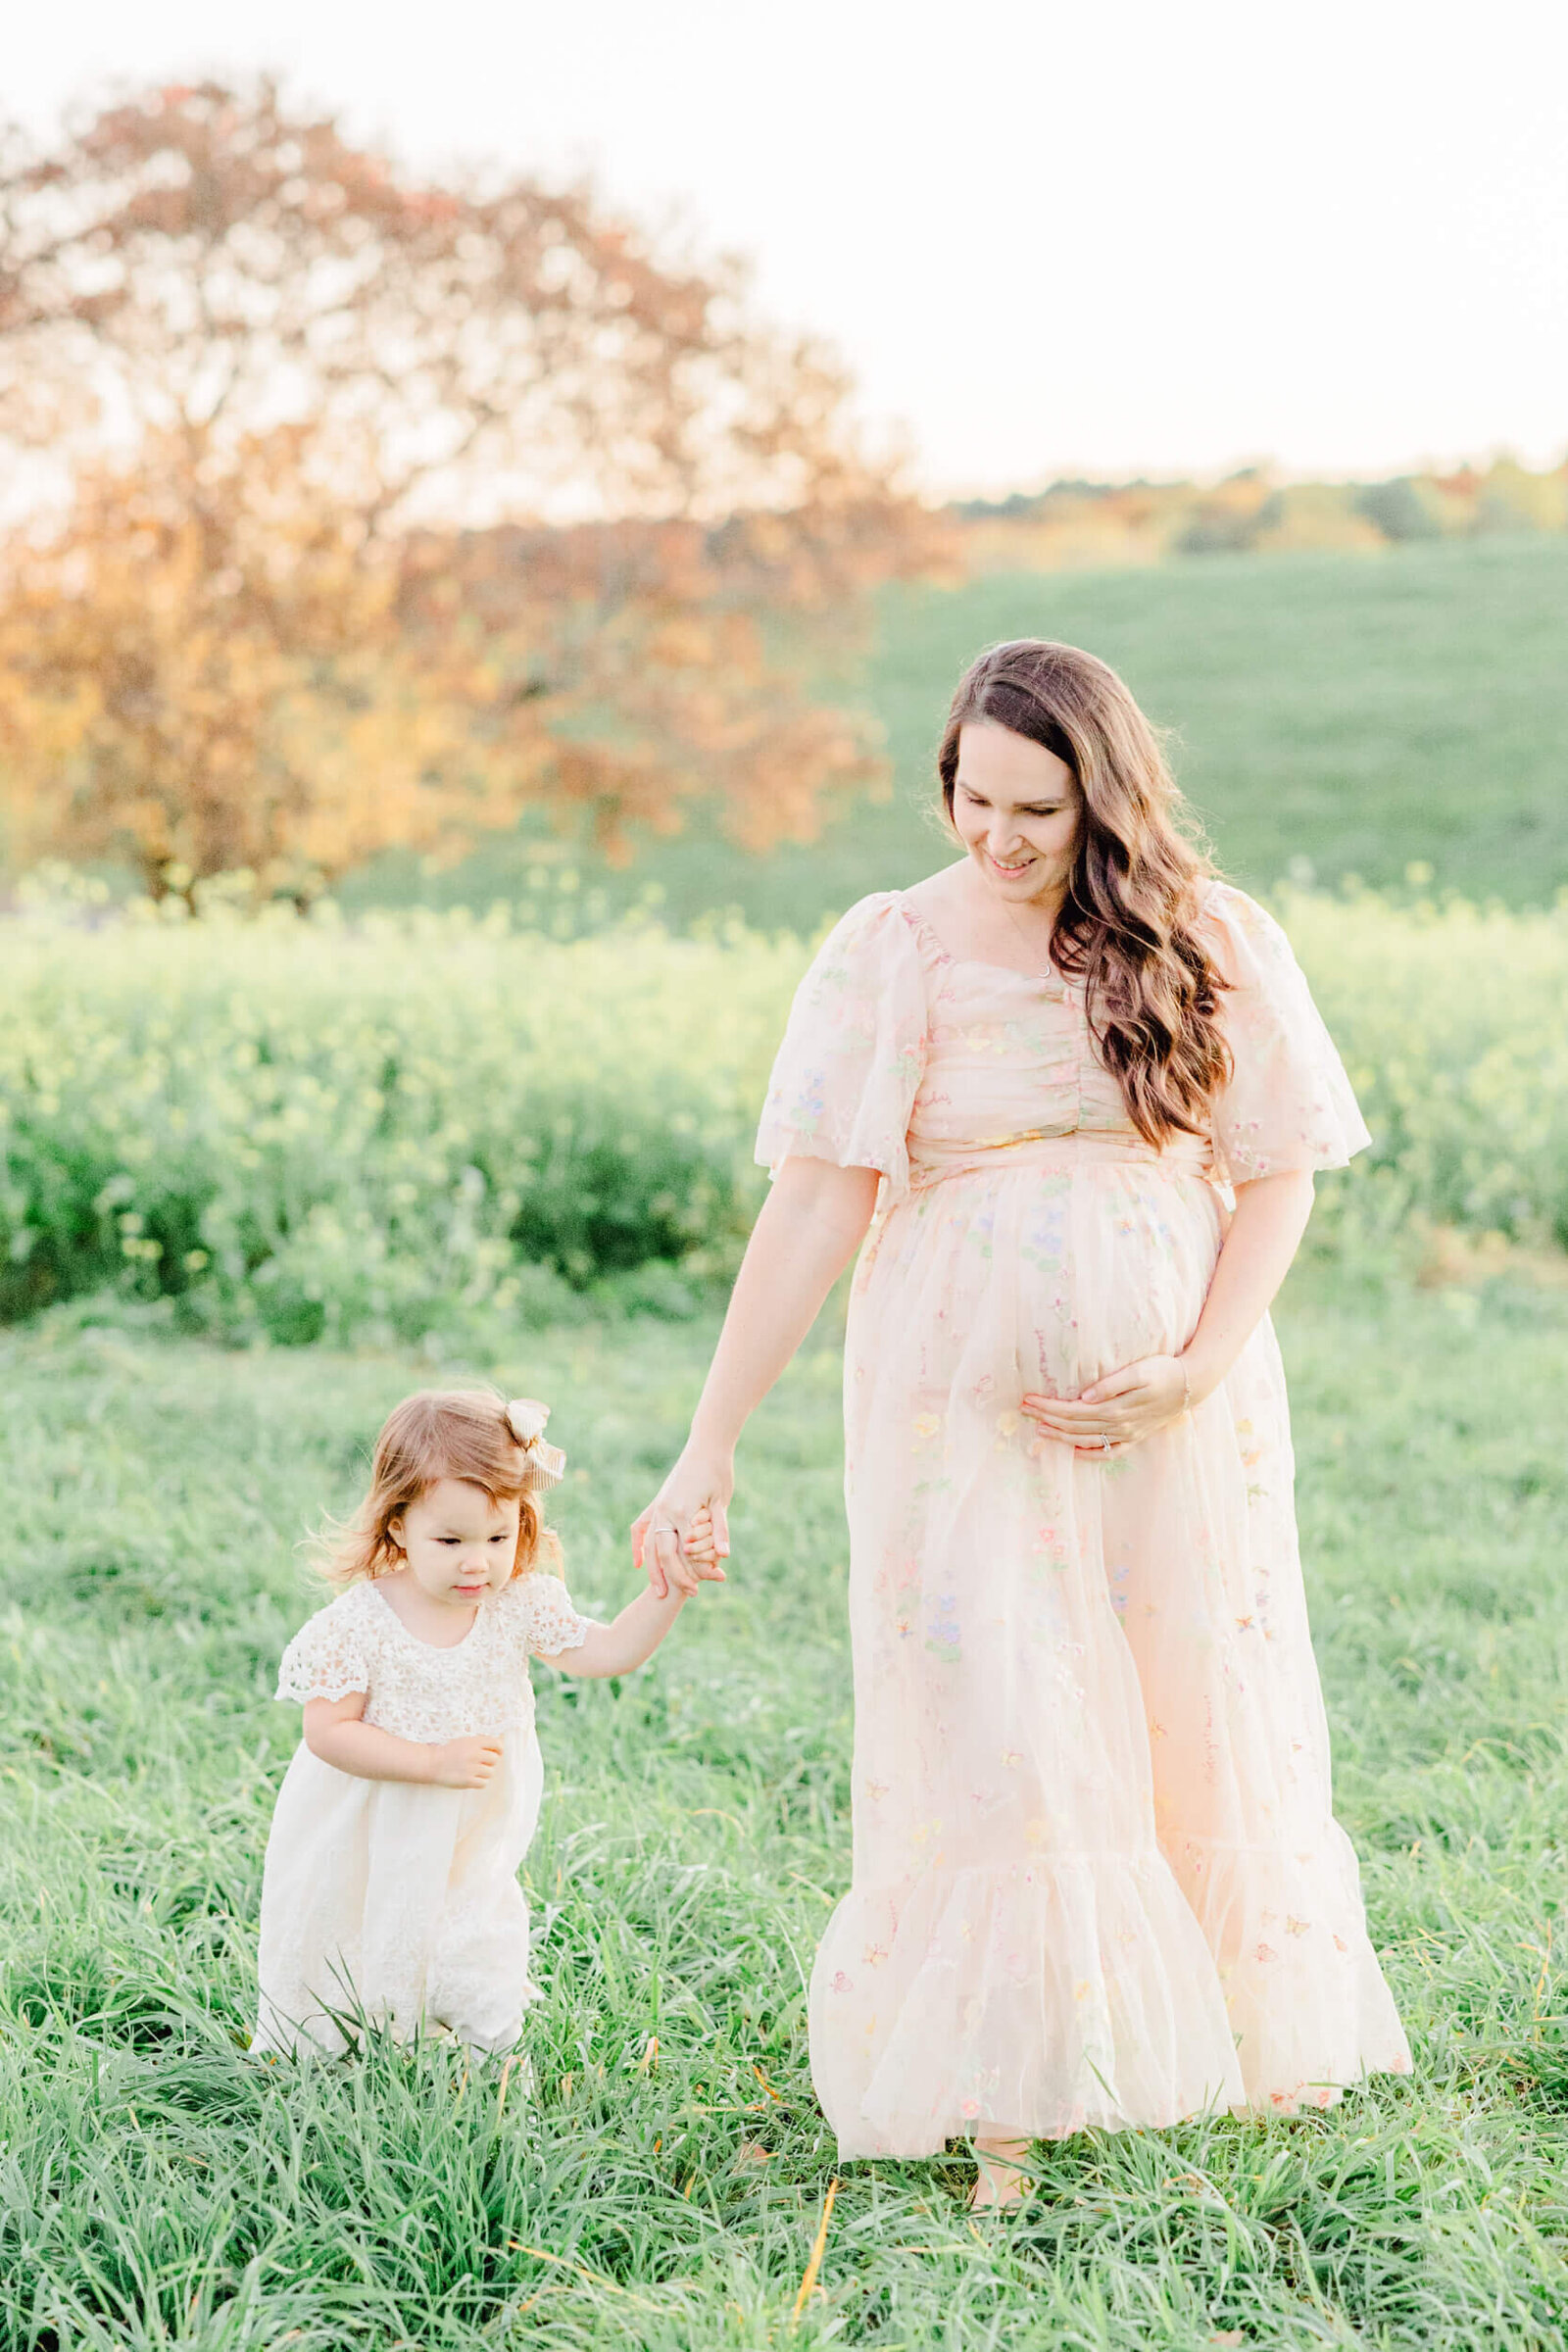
[949,457,1568,570]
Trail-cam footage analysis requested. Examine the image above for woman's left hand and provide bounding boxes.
[1021,1355,1189,1457]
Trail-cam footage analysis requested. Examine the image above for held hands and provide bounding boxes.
[631,1461,733,1599]
[683,1505,724,1573]
[427,1735,504,1789]
[1021,1354,1193,1458]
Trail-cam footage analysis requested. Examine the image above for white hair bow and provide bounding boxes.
[504,1396,566,1493]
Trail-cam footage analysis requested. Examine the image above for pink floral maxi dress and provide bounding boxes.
[757,882,1410,2160]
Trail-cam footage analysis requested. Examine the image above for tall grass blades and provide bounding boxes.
[0,1276,1565,2346]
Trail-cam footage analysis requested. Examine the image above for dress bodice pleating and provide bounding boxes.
[758,880,1370,1210]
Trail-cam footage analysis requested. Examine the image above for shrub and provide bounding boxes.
[1279,885,1568,1258]
[0,887,1560,1345]
[1353,478,1445,543]
[0,904,796,1346]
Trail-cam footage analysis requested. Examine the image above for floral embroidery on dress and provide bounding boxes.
[925,1594,961,1663]
[1032,1525,1070,1574]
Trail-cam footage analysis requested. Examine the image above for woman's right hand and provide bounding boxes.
[428,1736,505,1789]
[631,1448,734,1599]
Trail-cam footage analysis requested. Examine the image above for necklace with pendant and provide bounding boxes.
[997,885,1062,980]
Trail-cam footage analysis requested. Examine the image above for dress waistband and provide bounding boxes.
[906,1129,1214,1190]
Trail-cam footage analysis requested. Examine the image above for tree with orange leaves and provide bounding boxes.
[0,82,936,901]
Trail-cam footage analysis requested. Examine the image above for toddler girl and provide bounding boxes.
[253,1387,719,2056]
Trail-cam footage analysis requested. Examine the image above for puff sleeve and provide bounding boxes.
[1202,882,1371,1183]
[755,893,929,1207]
[503,1573,590,1659]
[275,1591,375,1705]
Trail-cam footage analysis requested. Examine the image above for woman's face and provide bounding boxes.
[950,719,1083,907]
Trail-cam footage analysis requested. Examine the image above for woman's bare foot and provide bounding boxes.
[968,2134,1034,2212]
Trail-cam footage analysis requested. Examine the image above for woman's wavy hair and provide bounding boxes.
[316,1388,562,1588]
[938,639,1231,1146]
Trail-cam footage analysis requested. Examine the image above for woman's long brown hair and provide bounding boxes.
[938,640,1231,1147]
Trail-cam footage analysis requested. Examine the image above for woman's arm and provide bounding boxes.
[635,1155,881,1597]
[302,1692,503,1788]
[1022,1168,1316,1449]
[1177,1167,1316,1403]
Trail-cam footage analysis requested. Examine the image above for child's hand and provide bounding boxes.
[428,1736,504,1789]
[682,1504,723,1575]
[632,1454,732,1597]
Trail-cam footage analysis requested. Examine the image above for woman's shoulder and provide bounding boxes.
[814,887,922,956]
[1199,875,1267,922]
[809,875,961,977]
[893,866,969,945]
[791,888,932,1011]
[1196,878,1297,975]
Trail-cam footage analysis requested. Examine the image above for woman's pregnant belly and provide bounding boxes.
[849,1145,1227,1434]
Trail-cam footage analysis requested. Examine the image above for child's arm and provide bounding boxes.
[540,1584,686,1678]
[538,1507,718,1678]
[303,1692,502,1789]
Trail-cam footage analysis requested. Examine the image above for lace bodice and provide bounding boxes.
[274,1575,589,1743]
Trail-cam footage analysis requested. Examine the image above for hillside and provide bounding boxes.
[345,532,1568,933]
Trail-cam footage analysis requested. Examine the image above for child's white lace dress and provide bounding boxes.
[253,1572,587,2056]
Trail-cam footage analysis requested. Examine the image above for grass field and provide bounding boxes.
[3,1258,1566,2349]
[345,536,1568,933]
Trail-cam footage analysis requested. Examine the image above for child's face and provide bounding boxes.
[389,1479,522,1609]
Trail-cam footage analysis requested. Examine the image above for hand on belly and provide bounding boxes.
[1022,1353,1189,1458]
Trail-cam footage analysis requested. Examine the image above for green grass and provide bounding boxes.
[2,1261,1566,2348]
[344,535,1568,933]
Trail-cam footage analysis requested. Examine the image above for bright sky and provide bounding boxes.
[9,0,1567,497]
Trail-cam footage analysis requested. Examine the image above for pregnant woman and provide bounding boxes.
[635,640,1409,2206]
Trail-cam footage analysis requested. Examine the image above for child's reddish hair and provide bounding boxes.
[321,1388,563,1587]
